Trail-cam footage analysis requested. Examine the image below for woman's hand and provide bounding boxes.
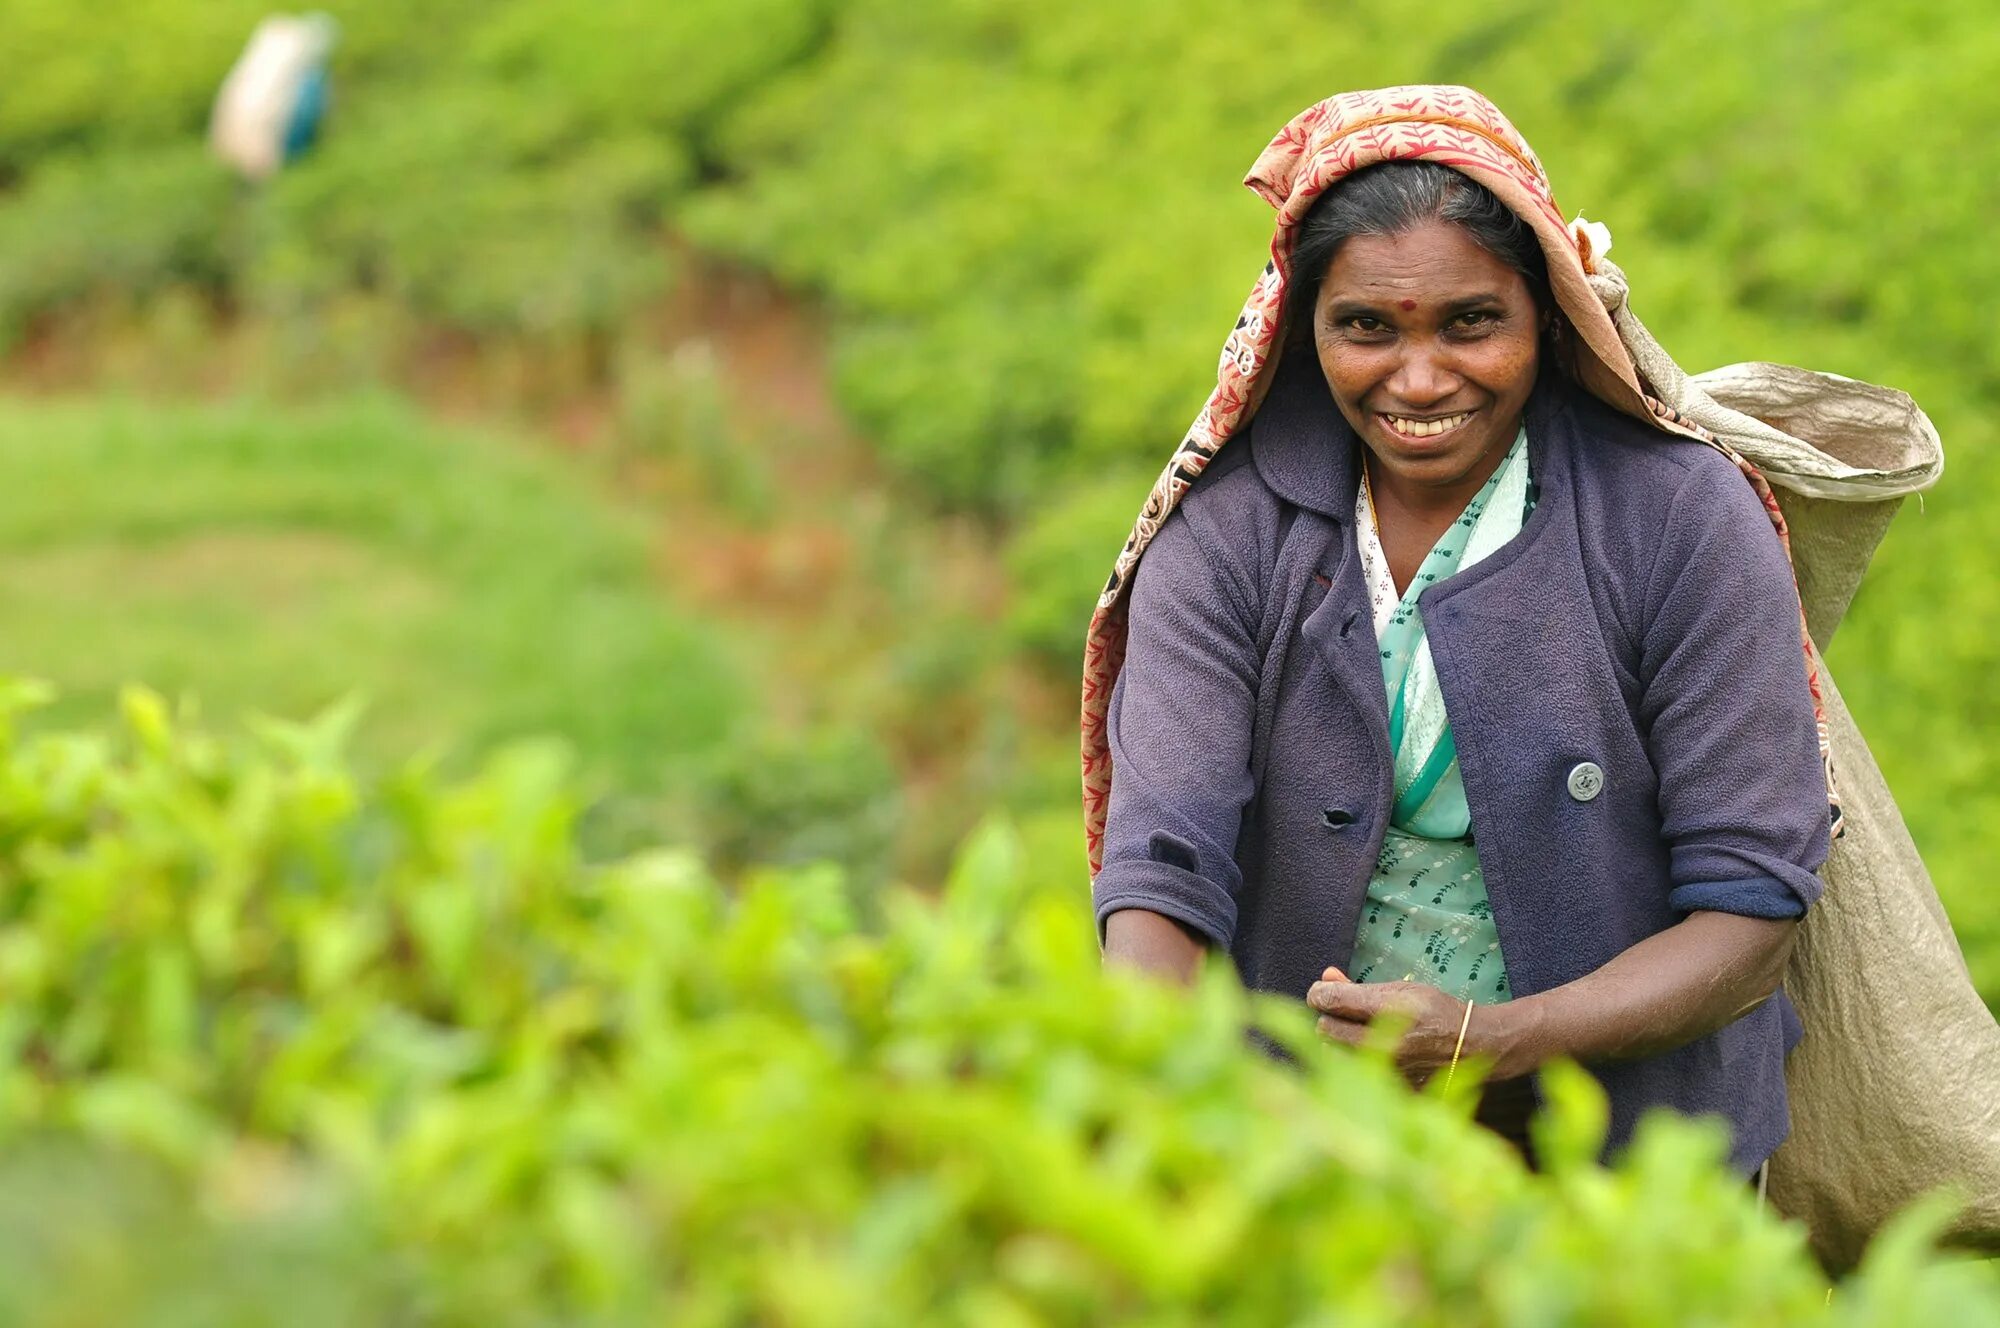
[1308,912,1800,1087]
[1307,966,1473,1085]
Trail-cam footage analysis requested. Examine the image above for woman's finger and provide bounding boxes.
[1320,980,1390,1013]
[1307,980,1374,1015]
[1318,980,1439,1022]
[1317,1014,1368,1045]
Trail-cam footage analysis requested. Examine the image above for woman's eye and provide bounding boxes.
[1344,316,1386,334]
[1456,311,1491,327]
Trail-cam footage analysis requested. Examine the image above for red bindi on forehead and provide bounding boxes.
[1399,299,1417,311]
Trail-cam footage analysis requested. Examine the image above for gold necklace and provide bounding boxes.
[1360,454,1383,535]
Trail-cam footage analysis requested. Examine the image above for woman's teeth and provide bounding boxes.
[1383,411,1472,438]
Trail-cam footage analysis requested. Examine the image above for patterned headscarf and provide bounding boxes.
[1080,85,1834,877]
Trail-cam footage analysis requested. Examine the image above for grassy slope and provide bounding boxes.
[0,394,743,813]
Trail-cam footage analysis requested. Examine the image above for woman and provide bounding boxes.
[1082,86,1833,1176]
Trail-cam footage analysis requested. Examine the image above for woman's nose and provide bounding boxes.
[1386,347,1459,405]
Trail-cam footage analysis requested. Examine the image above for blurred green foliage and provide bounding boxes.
[0,394,744,835]
[0,686,1992,1324]
[0,0,1994,997]
[0,1141,412,1325]
[0,0,827,349]
[0,145,235,350]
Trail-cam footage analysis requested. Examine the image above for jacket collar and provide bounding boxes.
[1247,349,1578,522]
[1247,349,1358,520]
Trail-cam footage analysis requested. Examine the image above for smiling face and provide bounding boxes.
[1310,218,1543,508]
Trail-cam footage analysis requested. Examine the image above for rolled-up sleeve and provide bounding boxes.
[1665,878,1806,919]
[1093,504,1260,951]
[1638,456,1832,916]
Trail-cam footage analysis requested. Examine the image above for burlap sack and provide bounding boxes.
[1595,261,1998,1270]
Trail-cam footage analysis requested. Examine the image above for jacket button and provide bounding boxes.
[1321,808,1357,830]
[1567,762,1605,802]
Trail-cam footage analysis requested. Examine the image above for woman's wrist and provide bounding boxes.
[1469,914,1798,1079]
[1475,994,1553,1081]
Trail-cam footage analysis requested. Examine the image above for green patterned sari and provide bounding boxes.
[1347,428,1531,1003]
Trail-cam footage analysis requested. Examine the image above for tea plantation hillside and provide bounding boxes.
[0,688,1993,1323]
[0,0,1996,1004]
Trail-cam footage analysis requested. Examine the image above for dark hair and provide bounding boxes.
[1284,161,1560,350]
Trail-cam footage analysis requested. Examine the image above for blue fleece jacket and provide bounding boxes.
[1094,357,1832,1173]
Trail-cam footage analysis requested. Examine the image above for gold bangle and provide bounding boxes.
[1442,997,1475,1092]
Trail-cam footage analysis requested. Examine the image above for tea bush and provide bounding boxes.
[0,145,234,351]
[690,0,2000,509]
[0,684,1993,1324]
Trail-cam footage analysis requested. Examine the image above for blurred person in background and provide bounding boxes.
[210,13,337,180]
